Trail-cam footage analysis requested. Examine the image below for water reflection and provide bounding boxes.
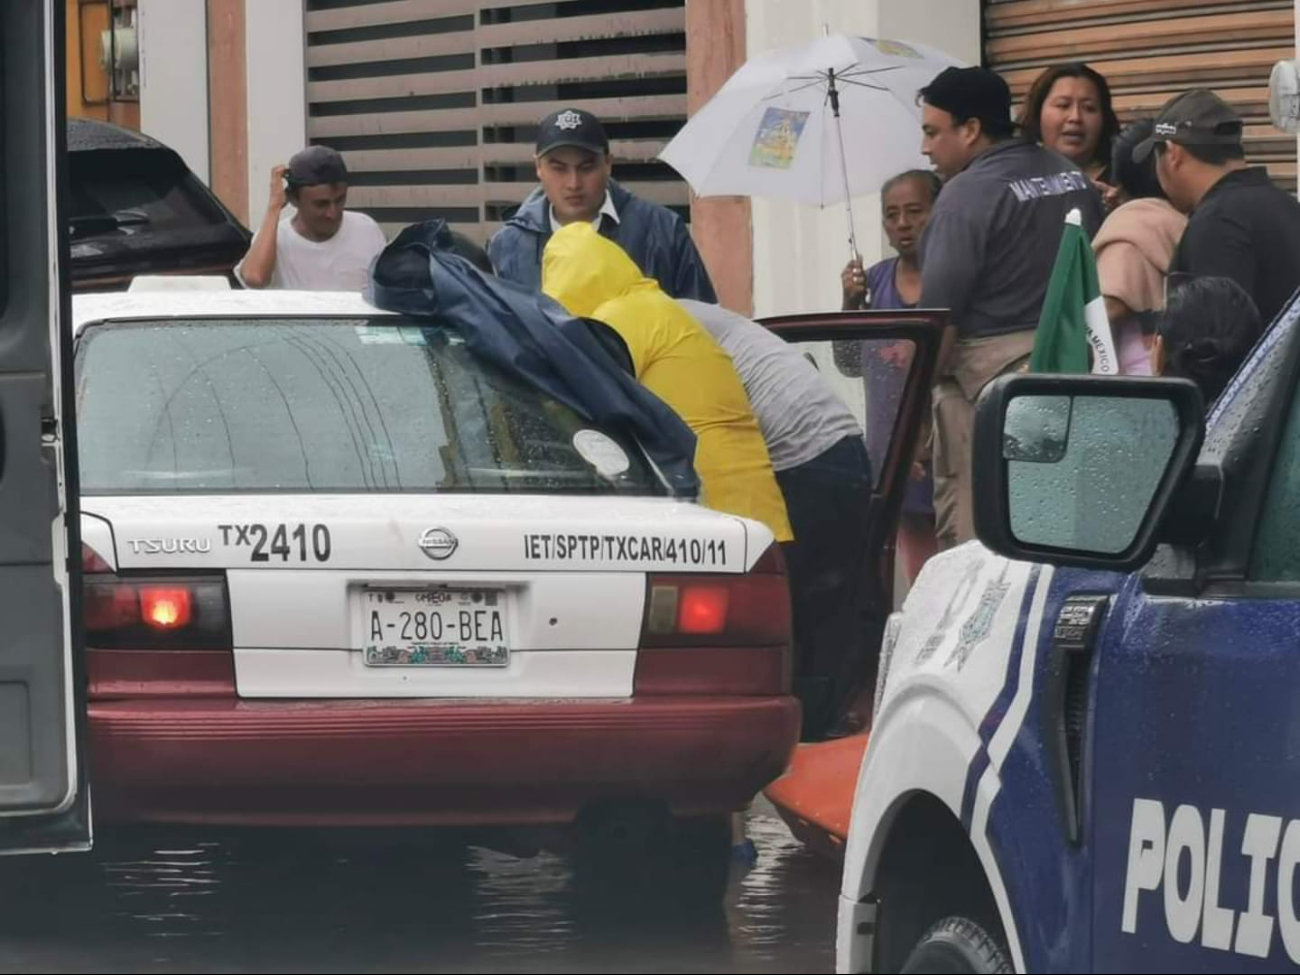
[0,804,838,973]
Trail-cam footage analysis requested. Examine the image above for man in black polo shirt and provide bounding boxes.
[1135,89,1300,326]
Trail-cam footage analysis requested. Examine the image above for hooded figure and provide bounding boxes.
[542,223,792,541]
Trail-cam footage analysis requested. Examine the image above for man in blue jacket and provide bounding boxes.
[488,108,717,302]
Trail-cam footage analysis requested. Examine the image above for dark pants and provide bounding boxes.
[775,436,873,735]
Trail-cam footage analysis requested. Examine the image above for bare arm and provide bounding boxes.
[1104,295,1132,324]
[237,164,289,289]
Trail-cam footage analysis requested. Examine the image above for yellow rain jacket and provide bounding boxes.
[543,223,792,541]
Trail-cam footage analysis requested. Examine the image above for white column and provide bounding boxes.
[137,0,210,183]
[245,0,308,222]
[877,0,981,66]
[744,0,981,317]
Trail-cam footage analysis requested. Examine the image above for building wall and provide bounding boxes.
[685,0,751,314]
[137,0,307,226]
[137,0,210,182]
[743,0,980,318]
[245,0,307,223]
[67,0,142,129]
[206,0,248,222]
[301,1,692,245]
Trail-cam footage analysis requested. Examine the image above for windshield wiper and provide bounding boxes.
[68,208,151,238]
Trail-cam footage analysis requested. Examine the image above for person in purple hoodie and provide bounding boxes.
[839,170,941,583]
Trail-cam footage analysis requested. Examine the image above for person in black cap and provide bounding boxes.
[487,108,716,301]
[916,65,1104,550]
[237,146,387,291]
[1134,88,1300,328]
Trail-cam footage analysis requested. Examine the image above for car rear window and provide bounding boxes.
[68,150,232,241]
[75,317,663,496]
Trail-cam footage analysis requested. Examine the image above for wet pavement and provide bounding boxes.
[0,802,840,973]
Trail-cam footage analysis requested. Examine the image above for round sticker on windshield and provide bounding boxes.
[573,430,630,478]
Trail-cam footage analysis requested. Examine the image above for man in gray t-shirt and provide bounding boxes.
[918,66,1103,550]
[679,299,862,472]
[681,299,870,734]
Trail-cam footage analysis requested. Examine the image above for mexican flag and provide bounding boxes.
[1029,208,1119,375]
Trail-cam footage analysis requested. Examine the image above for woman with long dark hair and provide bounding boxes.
[1018,62,1121,186]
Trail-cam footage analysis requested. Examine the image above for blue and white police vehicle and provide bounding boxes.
[837,290,1300,972]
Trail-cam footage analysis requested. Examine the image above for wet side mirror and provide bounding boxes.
[972,375,1206,571]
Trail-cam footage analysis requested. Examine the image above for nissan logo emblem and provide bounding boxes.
[418,527,458,561]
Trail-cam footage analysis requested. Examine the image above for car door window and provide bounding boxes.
[1249,372,1300,580]
[831,337,918,490]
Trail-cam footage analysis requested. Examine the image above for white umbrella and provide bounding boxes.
[659,34,964,259]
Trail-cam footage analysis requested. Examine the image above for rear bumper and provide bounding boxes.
[88,696,800,827]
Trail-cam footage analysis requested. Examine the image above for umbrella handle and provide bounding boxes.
[828,70,860,263]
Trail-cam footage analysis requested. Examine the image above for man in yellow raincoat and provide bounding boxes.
[542,222,792,543]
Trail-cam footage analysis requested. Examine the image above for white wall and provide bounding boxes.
[137,0,210,183]
[245,0,308,222]
[744,0,982,317]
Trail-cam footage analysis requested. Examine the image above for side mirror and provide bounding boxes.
[972,375,1206,571]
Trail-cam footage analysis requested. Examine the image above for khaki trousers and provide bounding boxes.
[932,330,1036,550]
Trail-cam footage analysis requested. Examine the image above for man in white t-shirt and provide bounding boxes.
[237,146,386,291]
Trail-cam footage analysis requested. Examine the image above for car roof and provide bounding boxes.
[71,289,398,336]
[67,117,174,155]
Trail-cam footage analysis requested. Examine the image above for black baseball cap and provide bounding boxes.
[1132,89,1243,162]
[536,108,610,157]
[920,66,1016,137]
[286,145,348,187]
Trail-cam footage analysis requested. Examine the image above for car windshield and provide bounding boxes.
[75,317,662,496]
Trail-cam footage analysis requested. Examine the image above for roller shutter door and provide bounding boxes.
[304,0,692,242]
[985,0,1296,190]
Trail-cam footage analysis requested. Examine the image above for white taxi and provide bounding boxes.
[72,289,796,893]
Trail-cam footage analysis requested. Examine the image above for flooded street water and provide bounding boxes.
[0,802,840,974]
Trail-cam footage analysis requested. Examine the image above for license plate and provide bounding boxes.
[362,588,509,667]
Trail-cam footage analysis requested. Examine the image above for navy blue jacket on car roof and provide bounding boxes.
[366,219,700,499]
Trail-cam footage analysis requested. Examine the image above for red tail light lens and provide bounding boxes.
[640,545,791,648]
[82,543,113,574]
[677,586,730,635]
[84,581,138,631]
[139,588,194,630]
[83,573,230,650]
[635,545,792,695]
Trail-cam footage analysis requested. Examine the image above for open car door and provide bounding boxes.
[759,310,945,739]
[760,310,944,858]
[0,0,90,855]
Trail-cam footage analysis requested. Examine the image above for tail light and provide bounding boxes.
[640,545,791,649]
[635,545,792,697]
[82,544,231,650]
[82,543,113,574]
[139,588,194,629]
